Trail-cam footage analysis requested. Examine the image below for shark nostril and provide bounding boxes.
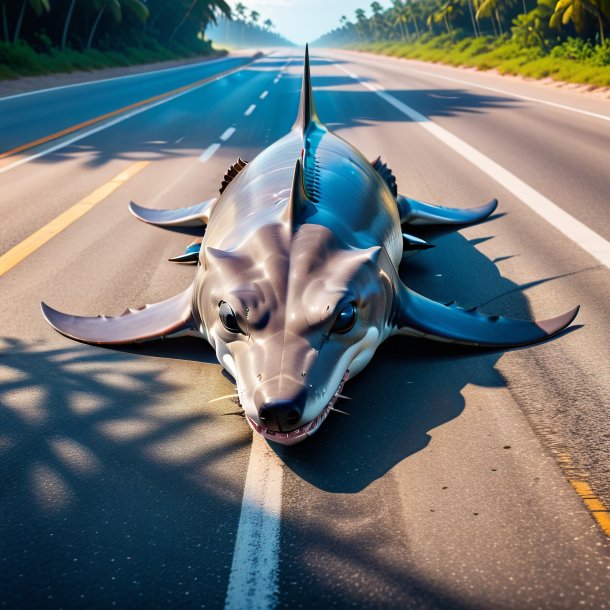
[286,408,301,426]
[259,409,274,424]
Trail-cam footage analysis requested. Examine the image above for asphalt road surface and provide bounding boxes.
[0,48,608,609]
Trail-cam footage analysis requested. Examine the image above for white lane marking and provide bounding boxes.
[220,127,236,142]
[343,54,610,124]
[336,63,610,269]
[0,55,242,103]
[260,90,268,100]
[244,104,256,117]
[273,77,280,84]
[401,65,610,123]
[0,61,258,175]
[224,434,284,610]
[199,142,221,163]
[175,136,185,144]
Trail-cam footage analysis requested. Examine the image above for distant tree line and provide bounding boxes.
[0,0,232,52]
[314,0,610,48]
[206,2,293,48]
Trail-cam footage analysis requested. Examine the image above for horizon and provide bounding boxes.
[224,0,392,45]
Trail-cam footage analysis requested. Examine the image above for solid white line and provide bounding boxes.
[260,90,268,100]
[220,127,236,142]
[0,55,238,103]
[0,61,258,175]
[399,65,610,123]
[335,63,610,269]
[244,104,256,117]
[341,53,610,124]
[224,434,284,610]
[199,142,221,162]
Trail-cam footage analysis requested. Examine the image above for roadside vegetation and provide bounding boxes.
[0,0,286,80]
[314,0,610,88]
[206,2,293,48]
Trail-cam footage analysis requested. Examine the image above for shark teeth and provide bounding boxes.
[246,370,350,445]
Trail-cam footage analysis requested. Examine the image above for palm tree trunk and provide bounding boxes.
[86,2,107,49]
[494,8,503,35]
[598,14,605,45]
[2,2,10,41]
[412,16,420,37]
[490,14,497,37]
[12,0,26,43]
[169,0,196,43]
[467,0,479,37]
[61,0,77,50]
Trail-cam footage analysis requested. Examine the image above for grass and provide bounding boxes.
[353,35,610,88]
[0,38,225,81]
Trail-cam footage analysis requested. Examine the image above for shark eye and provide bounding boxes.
[332,302,357,334]
[219,301,243,334]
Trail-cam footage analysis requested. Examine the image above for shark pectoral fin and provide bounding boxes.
[394,283,579,347]
[41,286,202,345]
[129,197,217,227]
[398,194,498,226]
[402,232,434,258]
[169,239,202,264]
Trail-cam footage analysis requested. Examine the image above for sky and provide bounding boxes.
[227,0,392,45]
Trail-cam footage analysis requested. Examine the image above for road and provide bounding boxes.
[0,48,608,609]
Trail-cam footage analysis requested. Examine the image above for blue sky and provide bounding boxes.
[227,1,392,45]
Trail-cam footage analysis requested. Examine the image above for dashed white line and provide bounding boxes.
[199,142,220,163]
[260,90,268,100]
[224,434,284,610]
[335,63,610,268]
[273,77,280,84]
[0,61,258,175]
[244,104,256,117]
[220,127,236,142]
[175,136,185,144]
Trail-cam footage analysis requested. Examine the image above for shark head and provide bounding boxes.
[195,177,395,444]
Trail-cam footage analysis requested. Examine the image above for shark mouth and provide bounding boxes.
[246,370,350,446]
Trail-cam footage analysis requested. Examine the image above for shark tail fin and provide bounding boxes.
[293,44,320,133]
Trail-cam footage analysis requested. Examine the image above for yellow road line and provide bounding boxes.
[569,480,610,535]
[557,453,610,537]
[0,161,148,277]
[0,59,255,166]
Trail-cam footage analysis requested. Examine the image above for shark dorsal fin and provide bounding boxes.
[293,44,320,133]
[371,156,398,197]
[286,158,315,232]
[219,157,248,195]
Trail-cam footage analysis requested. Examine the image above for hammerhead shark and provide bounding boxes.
[42,47,578,445]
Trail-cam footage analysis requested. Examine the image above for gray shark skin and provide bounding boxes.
[42,47,579,446]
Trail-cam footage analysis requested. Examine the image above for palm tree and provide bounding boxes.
[2,1,8,41]
[61,0,77,49]
[431,0,460,35]
[370,1,383,40]
[86,0,149,49]
[234,1,246,21]
[405,0,421,37]
[249,9,259,26]
[13,0,50,43]
[550,0,610,43]
[354,7,368,40]
[475,0,505,35]
[263,18,273,31]
[169,0,230,44]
